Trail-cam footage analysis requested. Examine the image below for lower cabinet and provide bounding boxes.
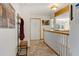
[44,31,69,56]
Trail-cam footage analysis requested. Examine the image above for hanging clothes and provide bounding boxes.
[20,18,25,40]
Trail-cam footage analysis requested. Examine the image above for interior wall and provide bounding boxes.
[0,3,19,56]
[0,29,17,56]
[68,3,79,55]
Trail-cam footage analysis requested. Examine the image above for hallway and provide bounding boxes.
[27,40,57,56]
[0,3,79,56]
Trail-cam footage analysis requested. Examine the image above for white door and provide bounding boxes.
[30,18,41,40]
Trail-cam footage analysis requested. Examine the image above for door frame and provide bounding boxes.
[30,18,41,40]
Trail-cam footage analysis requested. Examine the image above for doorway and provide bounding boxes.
[30,18,41,40]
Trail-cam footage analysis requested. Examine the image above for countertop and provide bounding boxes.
[43,28,69,36]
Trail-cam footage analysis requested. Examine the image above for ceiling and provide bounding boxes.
[16,3,69,16]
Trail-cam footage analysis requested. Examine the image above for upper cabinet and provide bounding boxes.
[55,5,70,17]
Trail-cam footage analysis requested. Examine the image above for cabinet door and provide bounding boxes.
[44,31,70,56]
[54,34,62,55]
[44,31,56,50]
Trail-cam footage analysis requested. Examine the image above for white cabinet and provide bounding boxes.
[44,31,69,56]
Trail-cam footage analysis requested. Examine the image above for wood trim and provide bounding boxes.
[30,18,41,20]
[0,4,2,16]
[39,18,41,40]
[55,5,69,17]
[43,29,69,36]
[30,18,31,42]
[30,18,41,40]
[43,29,44,40]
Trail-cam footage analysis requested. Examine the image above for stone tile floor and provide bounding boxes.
[17,41,27,56]
[27,40,57,56]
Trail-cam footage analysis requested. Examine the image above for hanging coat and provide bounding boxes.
[20,18,25,40]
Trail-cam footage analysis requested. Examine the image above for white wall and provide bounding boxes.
[0,29,17,56]
[68,4,79,55]
[0,3,19,56]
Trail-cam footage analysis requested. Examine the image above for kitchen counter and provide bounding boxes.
[43,28,69,36]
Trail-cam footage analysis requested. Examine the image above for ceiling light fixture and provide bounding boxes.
[48,3,58,11]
